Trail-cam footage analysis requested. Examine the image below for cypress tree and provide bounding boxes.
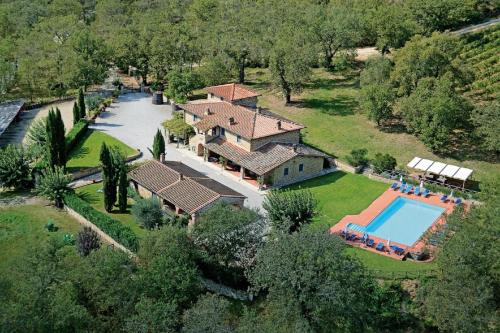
[118,166,128,213]
[46,109,57,167]
[46,108,66,168]
[78,88,86,119]
[54,108,66,167]
[100,143,114,212]
[152,129,165,160]
[72,101,80,125]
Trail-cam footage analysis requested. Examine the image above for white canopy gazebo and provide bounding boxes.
[406,157,473,188]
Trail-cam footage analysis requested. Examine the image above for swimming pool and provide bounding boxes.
[362,197,445,246]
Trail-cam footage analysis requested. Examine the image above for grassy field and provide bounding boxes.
[287,171,387,227]
[67,130,137,172]
[287,171,436,277]
[75,182,146,238]
[245,67,499,182]
[0,205,81,275]
[346,247,436,279]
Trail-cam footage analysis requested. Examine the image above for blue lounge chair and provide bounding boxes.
[390,245,405,256]
[454,198,462,205]
[366,239,374,247]
[399,184,406,192]
[423,189,430,197]
[440,195,448,202]
[390,182,398,190]
[347,233,357,241]
[414,187,421,196]
[404,185,413,194]
[376,243,384,251]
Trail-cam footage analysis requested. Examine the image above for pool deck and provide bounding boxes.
[329,187,456,260]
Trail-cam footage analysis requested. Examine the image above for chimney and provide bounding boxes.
[293,144,298,152]
[160,153,165,163]
[179,173,184,181]
[256,106,261,114]
[204,107,211,116]
[228,117,235,126]
[277,120,282,130]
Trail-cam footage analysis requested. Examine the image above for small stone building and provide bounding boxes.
[128,158,246,222]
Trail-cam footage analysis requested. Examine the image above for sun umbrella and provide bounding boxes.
[420,180,424,189]
[399,175,403,182]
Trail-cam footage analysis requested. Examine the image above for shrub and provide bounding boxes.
[112,89,120,98]
[65,120,89,153]
[132,197,164,230]
[112,79,122,88]
[35,166,72,208]
[346,148,369,168]
[371,153,397,174]
[263,189,317,234]
[85,95,105,113]
[0,145,33,190]
[45,219,58,232]
[64,193,139,251]
[76,227,101,256]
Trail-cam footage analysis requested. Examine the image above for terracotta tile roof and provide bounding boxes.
[205,138,328,175]
[128,160,245,214]
[128,160,179,192]
[206,83,260,102]
[178,101,304,140]
[158,178,220,214]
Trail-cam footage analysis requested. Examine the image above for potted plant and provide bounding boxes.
[219,156,227,170]
[346,148,369,173]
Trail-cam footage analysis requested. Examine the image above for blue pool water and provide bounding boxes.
[361,197,445,246]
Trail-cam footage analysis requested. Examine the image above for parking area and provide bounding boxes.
[91,92,265,209]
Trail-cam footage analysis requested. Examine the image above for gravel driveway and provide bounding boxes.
[91,92,265,209]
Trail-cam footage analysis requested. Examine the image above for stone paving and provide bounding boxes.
[91,92,265,209]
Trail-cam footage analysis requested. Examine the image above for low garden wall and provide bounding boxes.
[334,159,359,174]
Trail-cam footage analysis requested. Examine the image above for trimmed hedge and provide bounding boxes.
[66,120,89,153]
[64,193,139,252]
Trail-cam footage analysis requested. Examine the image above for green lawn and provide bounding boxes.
[0,205,81,275]
[245,68,500,182]
[346,247,437,279]
[287,171,387,227]
[67,130,137,172]
[287,171,436,278]
[75,182,146,238]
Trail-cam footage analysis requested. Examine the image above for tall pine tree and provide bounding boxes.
[46,108,66,168]
[152,129,165,160]
[100,143,115,212]
[72,102,80,125]
[78,88,86,119]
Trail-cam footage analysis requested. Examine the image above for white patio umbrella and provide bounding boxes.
[387,238,391,249]
[399,175,403,182]
[420,180,424,189]
[450,190,454,198]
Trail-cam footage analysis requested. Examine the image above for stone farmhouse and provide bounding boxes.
[176,83,332,188]
[128,157,246,222]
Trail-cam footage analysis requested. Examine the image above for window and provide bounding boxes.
[236,135,241,143]
[299,163,304,172]
[211,128,217,136]
[193,114,198,121]
[221,128,226,136]
[284,167,289,176]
